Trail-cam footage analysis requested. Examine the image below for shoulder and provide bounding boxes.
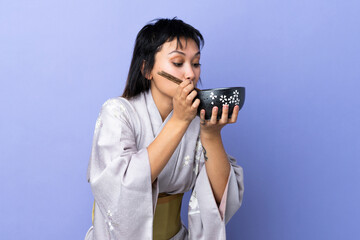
[99,97,134,125]
[98,96,140,129]
[101,97,132,114]
[101,94,144,113]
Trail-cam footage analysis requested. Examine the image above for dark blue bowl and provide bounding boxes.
[196,87,245,120]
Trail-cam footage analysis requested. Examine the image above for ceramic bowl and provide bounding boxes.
[196,87,245,120]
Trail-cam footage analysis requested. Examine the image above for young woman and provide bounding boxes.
[85,18,244,240]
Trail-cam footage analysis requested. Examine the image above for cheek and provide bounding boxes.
[153,61,176,75]
[162,65,183,78]
[194,69,201,84]
[195,68,201,78]
[157,76,178,92]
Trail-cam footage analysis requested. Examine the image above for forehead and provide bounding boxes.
[161,37,200,52]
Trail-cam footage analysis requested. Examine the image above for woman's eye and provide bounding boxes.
[192,63,201,68]
[172,62,183,67]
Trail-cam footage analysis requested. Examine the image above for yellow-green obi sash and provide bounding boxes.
[153,193,184,240]
[91,192,184,239]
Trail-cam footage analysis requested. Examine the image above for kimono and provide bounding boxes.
[85,89,244,240]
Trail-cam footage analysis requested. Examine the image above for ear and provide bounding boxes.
[141,60,153,80]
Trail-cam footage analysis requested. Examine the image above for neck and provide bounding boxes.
[150,87,173,122]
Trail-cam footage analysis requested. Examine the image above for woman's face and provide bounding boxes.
[149,37,201,102]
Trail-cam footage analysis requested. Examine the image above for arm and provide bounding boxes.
[87,98,156,239]
[147,117,189,182]
[199,104,240,204]
[147,80,200,182]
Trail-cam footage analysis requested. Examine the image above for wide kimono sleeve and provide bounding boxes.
[85,98,157,240]
[188,140,244,240]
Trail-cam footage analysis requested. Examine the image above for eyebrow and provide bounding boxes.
[168,50,201,57]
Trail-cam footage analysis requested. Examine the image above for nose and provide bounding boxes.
[184,64,196,81]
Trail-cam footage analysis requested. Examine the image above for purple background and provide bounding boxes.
[1,0,359,239]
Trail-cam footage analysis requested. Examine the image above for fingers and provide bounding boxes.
[173,80,199,123]
[176,80,197,104]
[205,104,238,126]
[210,106,218,124]
[229,105,239,123]
[191,98,200,110]
[180,80,194,96]
[219,104,229,124]
[175,80,188,97]
[200,109,206,125]
[186,90,198,105]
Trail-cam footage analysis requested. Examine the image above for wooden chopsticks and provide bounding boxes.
[157,71,201,91]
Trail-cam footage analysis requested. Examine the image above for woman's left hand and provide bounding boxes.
[199,104,239,138]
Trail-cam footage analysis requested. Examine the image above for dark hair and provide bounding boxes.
[122,17,204,99]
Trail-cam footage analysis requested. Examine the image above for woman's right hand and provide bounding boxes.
[172,80,200,123]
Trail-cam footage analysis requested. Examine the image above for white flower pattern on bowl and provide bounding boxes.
[210,91,241,106]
